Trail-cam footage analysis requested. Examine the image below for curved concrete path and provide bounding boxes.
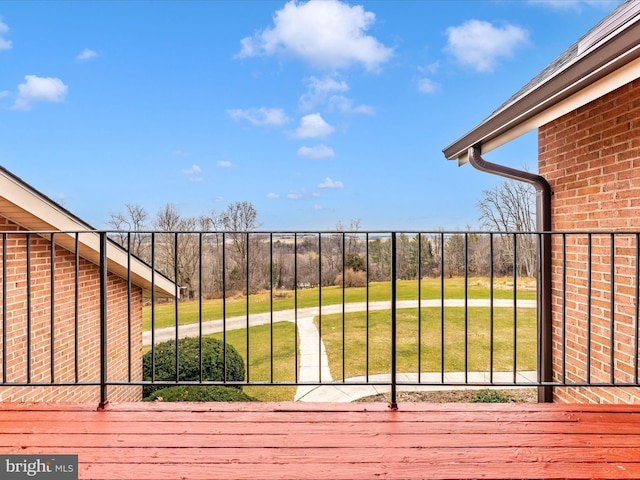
[142,299,537,402]
[143,299,536,345]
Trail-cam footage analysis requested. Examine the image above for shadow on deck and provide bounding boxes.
[1,401,640,479]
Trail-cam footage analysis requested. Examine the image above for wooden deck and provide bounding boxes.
[1,402,640,479]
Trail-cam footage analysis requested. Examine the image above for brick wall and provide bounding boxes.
[539,78,640,403]
[0,216,143,402]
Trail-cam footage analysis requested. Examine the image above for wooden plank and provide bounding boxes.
[2,408,640,426]
[4,432,640,449]
[8,446,640,465]
[0,409,600,423]
[3,419,640,435]
[79,461,640,480]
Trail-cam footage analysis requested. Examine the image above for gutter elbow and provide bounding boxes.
[467,145,551,231]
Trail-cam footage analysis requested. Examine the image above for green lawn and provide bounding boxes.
[205,305,535,401]
[142,277,538,402]
[318,307,537,380]
[144,277,536,330]
[207,322,297,402]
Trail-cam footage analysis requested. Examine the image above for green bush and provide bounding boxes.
[142,337,245,397]
[145,386,257,402]
[471,389,512,403]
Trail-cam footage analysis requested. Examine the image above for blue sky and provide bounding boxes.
[0,0,622,231]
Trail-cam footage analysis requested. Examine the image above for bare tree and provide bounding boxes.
[153,204,202,299]
[107,203,150,261]
[216,201,263,293]
[478,179,537,277]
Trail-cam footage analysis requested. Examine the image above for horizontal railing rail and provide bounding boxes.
[1,229,639,406]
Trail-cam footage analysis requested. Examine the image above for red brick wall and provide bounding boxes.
[539,78,640,403]
[0,216,143,402]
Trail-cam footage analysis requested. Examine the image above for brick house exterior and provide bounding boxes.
[444,1,640,403]
[0,167,174,402]
[539,78,640,403]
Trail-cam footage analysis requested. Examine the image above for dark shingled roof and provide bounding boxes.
[443,0,640,162]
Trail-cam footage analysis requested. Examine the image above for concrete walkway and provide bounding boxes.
[142,299,537,402]
[142,299,536,345]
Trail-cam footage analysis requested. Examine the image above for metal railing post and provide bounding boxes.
[98,232,109,410]
[390,232,398,410]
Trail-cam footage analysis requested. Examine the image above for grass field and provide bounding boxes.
[207,322,298,402]
[142,277,538,402]
[143,277,536,330]
[159,305,537,402]
[318,307,537,380]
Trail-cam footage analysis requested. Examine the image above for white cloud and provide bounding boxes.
[292,113,335,139]
[287,190,304,200]
[217,160,232,168]
[237,0,393,71]
[267,193,280,199]
[318,177,343,189]
[76,48,98,61]
[181,164,202,175]
[299,75,349,110]
[227,107,290,127]
[12,75,68,111]
[329,95,374,115]
[214,196,225,203]
[418,78,439,94]
[0,37,11,50]
[298,144,335,160]
[299,75,373,114]
[419,61,440,75]
[0,90,10,99]
[313,204,323,211]
[445,20,529,73]
[0,18,12,51]
[181,164,204,182]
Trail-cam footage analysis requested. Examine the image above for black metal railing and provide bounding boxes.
[1,229,639,406]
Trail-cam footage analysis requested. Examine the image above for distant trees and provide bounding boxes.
[105,188,539,303]
[108,201,264,299]
[477,179,537,277]
[108,203,150,260]
[216,201,264,293]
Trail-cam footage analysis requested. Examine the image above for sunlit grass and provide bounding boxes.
[141,304,537,401]
[141,322,297,401]
[318,307,537,380]
[143,277,536,330]
[140,278,538,401]
[207,322,297,402]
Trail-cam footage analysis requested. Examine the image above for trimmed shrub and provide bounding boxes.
[334,268,367,288]
[471,389,512,403]
[142,337,245,398]
[145,386,257,402]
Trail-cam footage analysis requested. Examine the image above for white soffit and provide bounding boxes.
[457,54,640,166]
[0,169,176,298]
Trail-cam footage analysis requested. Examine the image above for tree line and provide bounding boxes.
[107,179,536,300]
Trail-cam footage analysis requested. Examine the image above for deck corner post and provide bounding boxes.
[98,231,109,410]
[390,232,398,410]
[538,230,554,403]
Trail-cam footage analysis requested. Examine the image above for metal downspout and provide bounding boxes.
[468,145,553,403]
